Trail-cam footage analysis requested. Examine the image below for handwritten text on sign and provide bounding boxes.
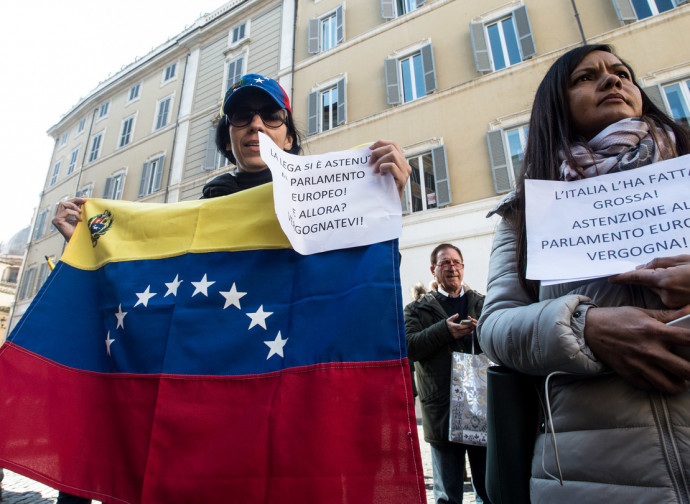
[525,155,690,282]
[259,132,402,255]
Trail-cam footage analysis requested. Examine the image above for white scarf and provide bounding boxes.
[559,117,676,181]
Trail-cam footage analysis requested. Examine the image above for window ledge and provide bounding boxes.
[224,38,250,56]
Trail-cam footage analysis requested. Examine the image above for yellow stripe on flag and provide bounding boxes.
[62,183,290,270]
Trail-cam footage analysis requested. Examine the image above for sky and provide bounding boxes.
[0,0,231,245]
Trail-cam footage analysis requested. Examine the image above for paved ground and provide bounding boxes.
[0,402,477,503]
[416,400,478,504]
[0,474,60,503]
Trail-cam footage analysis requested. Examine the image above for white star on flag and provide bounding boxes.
[219,283,247,309]
[105,331,115,356]
[246,305,273,330]
[254,77,265,84]
[134,286,157,307]
[164,274,183,297]
[264,331,288,359]
[115,304,127,329]
[191,274,215,297]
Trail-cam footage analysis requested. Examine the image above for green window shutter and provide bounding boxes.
[431,145,451,207]
[487,130,512,193]
[470,22,491,73]
[401,182,411,215]
[33,211,48,240]
[513,6,536,60]
[643,84,666,112]
[384,57,402,105]
[420,44,437,94]
[307,91,319,135]
[336,5,345,45]
[138,161,150,197]
[308,18,320,54]
[35,263,49,294]
[152,156,165,193]
[612,0,637,22]
[204,129,218,171]
[103,176,114,199]
[381,0,395,19]
[336,78,346,126]
[19,267,36,300]
[226,57,244,91]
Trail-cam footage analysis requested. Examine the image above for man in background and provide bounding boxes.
[404,244,488,504]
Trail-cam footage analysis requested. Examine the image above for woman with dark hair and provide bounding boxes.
[477,44,690,503]
[202,73,411,199]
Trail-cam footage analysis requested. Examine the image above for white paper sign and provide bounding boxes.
[525,155,690,282]
[259,132,402,255]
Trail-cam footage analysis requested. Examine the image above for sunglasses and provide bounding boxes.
[229,108,288,129]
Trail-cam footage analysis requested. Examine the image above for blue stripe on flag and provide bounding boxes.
[10,241,404,376]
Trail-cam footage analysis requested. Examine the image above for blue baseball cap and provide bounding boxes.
[221,74,292,118]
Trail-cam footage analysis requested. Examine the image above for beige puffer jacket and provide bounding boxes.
[477,209,690,504]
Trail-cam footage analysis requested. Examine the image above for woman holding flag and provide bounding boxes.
[47,74,412,503]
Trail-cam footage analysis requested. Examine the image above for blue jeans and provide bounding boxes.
[430,442,490,504]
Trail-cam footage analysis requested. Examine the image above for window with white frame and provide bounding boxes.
[308,5,344,54]
[128,83,141,102]
[385,43,437,105]
[18,266,36,300]
[75,186,92,198]
[230,21,249,45]
[59,131,69,147]
[67,148,79,174]
[401,146,450,214]
[307,78,346,135]
[613,0,680,22]
[139,155,165,197]
[401,53,426,102]
[50,161,61,186]
[163,62,177,83]
[470,6,536,73]
[486,124,529,193]
[380,0,425,19]
[155,97,172,130]
[97,101,110,119]
[88,132,103,162]
[120,116,135,147]
[103,171,125,200]
[203,129,229,171]
[225,56,245,93]
[487,18,522,70]
[662,78,690,128]
[322,12,339,52]
[77,118,86,134]
[33,209,49,240]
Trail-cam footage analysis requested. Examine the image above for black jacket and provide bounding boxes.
[201,170,272,198]
[404,289,485,444]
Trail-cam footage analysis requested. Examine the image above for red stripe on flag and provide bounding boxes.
[0,342,156,503]
[0,343,425,503]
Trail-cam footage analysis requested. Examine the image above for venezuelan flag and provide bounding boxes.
[0,184,425,503]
